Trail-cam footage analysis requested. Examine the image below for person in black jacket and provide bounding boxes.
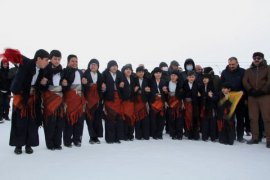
[0,61,12,123]
[183,71,200,140]
[61,54,85,147]
[103,60,125,143]
[149,67,168,139]
[121,64,136,141]
[41,50,65,150]
[198,74,218,141]
[82,59,105,144]
[167,70,184,140]
[221,57,246,142]
[134,66,151,140]
[6,49,49,154]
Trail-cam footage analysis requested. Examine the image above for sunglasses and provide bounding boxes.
[253,57,262,60]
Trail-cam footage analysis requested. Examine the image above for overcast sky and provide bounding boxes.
[1,0,269,73]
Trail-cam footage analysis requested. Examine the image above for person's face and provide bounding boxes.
[50,56,61,68]
[195,65,203,74]
[203,77,209,84]
[253,56,263,66]
[68,57,78,69]
[124,68,132,77]
[187,75,196,83]
[171,65,178,70]
[222,87,230,95]
[2,62,8,69]
[110,65,118,73]
[136,71,144,78]
[154,72,162,79]
[36,57,49,69]
[90,63,98,72]
[170,74,178,82]
[228,60,238,71]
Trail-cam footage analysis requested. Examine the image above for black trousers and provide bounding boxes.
[0,92,10,119]
[219,120,235,145]
[135,116,150,140]
[201,113,216,141]
[9,109,39,147]
[85,106,103,139]
[168,109,184,138]
[63,116,84,145]
[235,99,245,140]
[44,115,64,148]
[105,116,124,143]
[123,121,135,140]
[150,109,165,139]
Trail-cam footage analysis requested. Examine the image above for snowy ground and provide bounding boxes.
[0,119,269,180]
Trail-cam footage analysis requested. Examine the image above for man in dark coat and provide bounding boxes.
[243,52,270,148]
[221,57,246,142]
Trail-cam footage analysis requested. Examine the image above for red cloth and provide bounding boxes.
[85,84,100,120]
[13,92,36,119]
[42,91,63,120]
[64,89,85,125]
[104,92,124,121]
[134,95,148,122]
[184,101,193,130]
[0,48,23,64]
[151,96,164,116]
[168,96,181,119]
[122,100,136,126]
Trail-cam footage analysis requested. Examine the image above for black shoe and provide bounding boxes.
[89,138,95,144]
[95,138,101,144]
[177,136,183,140]
[267,141,270,148]
[106,141,113,144]
[14,147,22,155]
[247,139,259,145]
[136,137,142,140]
[25,146,33,154]
[115,140,121,144]
[55,146,62,150]
[74,142,81,147]
[4,116,10,121]
[64,143,72,148]
[47,146,55,151]
[0,119,4,123]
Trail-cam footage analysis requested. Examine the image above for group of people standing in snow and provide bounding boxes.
[0,49,269,155]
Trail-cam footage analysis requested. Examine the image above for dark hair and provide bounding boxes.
[49,50,62,59]
[187,70,196,77]
[228,57,238,63]
[67,54,77,63]
[33,49,49,61]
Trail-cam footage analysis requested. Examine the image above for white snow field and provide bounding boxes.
[0,120,269,180]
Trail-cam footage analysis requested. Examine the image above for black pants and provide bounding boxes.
[9,109,39,147]
[135,117,150,140]
[0,92,10,119]
[85,106,103,139]
[63,116,84,145]
[219,120,235,145]
[235,99,245,140]
[201,114,216,141]
[105,116,124,143]
[150,109,165,139]
[44,115,64,148]
[168,108,184,138]
[124,121,135,140]
[244,104,251,133]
